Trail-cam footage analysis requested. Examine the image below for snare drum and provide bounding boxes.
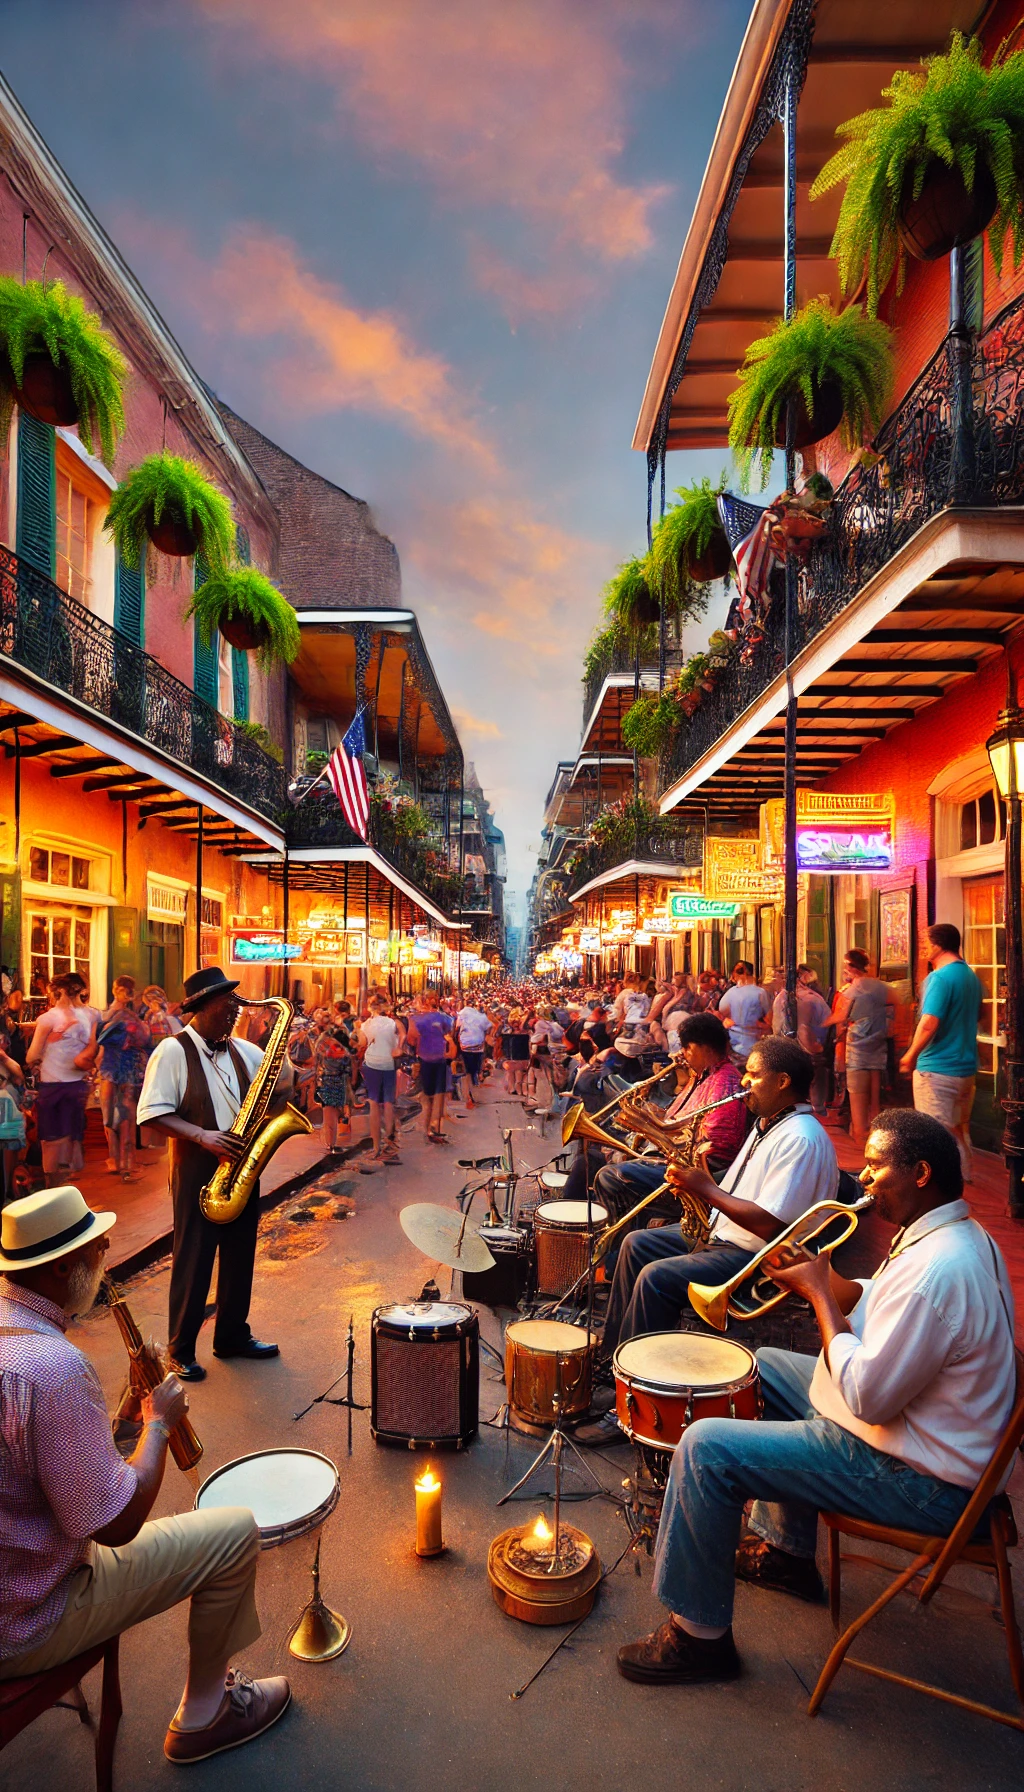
[613,1332,761,1452]
[195,1448,339,1549]
[504,1319,595,1432]
[371,1301,479,1449]
[534,1199,608,1297]
[539,1170,569,1194]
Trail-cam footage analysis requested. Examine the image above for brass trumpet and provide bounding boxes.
[687,1193,874,1331]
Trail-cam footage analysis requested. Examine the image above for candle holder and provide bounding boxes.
[487,1517,600,1625]
[415,1467,444,1557]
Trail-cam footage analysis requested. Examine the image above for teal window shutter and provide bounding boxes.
[16,412,55,576]
[235,524,251,565]
[192,553,219,706]
[114,553,145,645]
[231,647,249,721]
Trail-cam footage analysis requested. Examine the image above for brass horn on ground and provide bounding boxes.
[687,1194,874,1332]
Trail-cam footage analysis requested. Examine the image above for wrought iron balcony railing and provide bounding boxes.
[660,293,1024,793]
[0,547,287,823]
[286,781,468,918]
[583,641,687,732]
[566,825,703,892]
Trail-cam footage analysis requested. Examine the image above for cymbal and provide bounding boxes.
[400,1204,496,1273]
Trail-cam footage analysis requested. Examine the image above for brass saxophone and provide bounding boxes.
[199,997,313,1225]
[592,1086,749,1259]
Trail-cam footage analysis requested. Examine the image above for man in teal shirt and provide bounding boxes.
[900,923,982,1182]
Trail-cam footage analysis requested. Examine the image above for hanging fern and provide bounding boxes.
[727,298,894,487]
[649,477,727,602]
[186,567,300,670]
[811,33,1024,313]
[0,277,126,464]
[621,692,681,758]
[105,453,235,570]
[602,555,660,634]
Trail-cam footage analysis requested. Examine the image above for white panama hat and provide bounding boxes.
[0,1186,116,1271]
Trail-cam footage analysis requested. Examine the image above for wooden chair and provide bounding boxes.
[810,1351,1024,1731]
[0,1635,122,1790]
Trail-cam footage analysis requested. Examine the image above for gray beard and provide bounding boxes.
[65,1257,104,1319]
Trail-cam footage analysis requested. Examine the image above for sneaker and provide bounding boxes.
[734,1533,825,1603]
[617,1621,740,1686]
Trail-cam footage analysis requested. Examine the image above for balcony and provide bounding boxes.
[659,294,1024,794]
[583,638,687,731]
[0,547,287,823]
[285,781,468,917]
[567,824,703,895]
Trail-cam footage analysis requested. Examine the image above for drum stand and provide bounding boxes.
[293,1317,368,1456]
[288,1531,351,1663]
[497,1360,605,1510]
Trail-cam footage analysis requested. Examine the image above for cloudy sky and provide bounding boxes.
[0,0,751,916]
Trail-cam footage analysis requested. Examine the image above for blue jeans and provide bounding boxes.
[602,1226,753,1357]
[653,1348,972,1628]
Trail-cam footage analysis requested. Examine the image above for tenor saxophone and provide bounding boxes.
[592,1087,749,1259]
[199,997,313,1225]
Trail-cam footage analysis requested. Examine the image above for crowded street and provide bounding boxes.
[3,3,1024,1787]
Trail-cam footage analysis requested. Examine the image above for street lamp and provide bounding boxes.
[985,663,1024,1221]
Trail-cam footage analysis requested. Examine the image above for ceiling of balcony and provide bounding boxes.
[290,626,452,760]
[635,0,984,455]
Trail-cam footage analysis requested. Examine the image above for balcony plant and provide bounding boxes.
[186,566,300,668]
[603,555,661,632]
[0,277,126,463]
[811,34,1024,311]
[621,691,681,758]
[582,618,656,688]
[233,717,284,763]
[727,298,894,487]
[105,453,235,565]
[650,477,732,594]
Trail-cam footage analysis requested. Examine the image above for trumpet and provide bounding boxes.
[687,1193,874,1331]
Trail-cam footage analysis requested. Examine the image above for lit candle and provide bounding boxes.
[520,1514,553,1558]
[415,1468,444,1557]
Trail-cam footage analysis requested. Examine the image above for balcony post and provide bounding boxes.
[195,805,204,973]
[781,56,799,1036]
[948,243,978,507]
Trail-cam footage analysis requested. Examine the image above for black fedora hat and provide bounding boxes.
[180,966,241,1014]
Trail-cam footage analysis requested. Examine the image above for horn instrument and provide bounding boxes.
[200,996,313,1225]
[591,1089,749,1258]
[104,1276,203,1472]
[687,1193,874,1332]
[559,1055,688,1151]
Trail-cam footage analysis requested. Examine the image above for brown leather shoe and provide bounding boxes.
[734,1532,825,1603]
[617,1620,740,1685]
[164,1671,291,1763]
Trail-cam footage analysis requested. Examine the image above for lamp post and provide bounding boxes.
[985,658,1024,1221]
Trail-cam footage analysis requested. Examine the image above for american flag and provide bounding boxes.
[326,710,370,839]
[717,491,778,619]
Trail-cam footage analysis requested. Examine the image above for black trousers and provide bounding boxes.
[168,1183,259,1362]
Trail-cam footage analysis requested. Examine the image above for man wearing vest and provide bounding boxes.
[137,968,289,1382]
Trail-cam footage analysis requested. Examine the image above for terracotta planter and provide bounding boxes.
[15,352,78,427]
[773,379,844,450]
[218,612,270,653]
[688,525,732,582]
[147,506,199,558]
[897,159,997,262]
[631,584,661,628]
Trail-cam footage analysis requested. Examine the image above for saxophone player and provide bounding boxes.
[137,968,293,1382]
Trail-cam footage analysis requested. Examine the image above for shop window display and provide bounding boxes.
[963,875,1006,1077]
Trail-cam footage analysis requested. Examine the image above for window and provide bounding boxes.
[29,909,92,995]
[55,442,108,604]
[201,895,223,929]
[963,875,1005,1076]
[959,787,1006,852]
[28,847,91,890]
[218,634,234,716]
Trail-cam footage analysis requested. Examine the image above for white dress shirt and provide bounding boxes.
[136,1026,264,1131]
[810,1199,1017,1489]
[710,1104,838,1251]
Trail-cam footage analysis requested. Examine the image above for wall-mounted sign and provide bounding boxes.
[668,893,741,921]
[147,877,188,925]
[763,794,894,873]
[579,927,602,954]
[795,824,894,873]
[705,837,785,901]
[229,931,303,965]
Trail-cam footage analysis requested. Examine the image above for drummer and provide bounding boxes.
[576,1039,837,1445]
[616,1109,1016,1686]
[0,1186,290,1761]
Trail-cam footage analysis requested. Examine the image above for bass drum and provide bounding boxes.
[613,1332,761,1453]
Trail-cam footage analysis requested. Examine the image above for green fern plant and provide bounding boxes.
[0,277,126,463]
[602,555,659,634]
[105,454,235,569]
[232,718,284,763]
[727,298,894,487]
[186,568,300,670]
[650,477,728,600]
[811,34,1024,313]
[621,692,681,757]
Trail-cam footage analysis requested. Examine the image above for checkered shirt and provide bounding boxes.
[0,1278,137,1660]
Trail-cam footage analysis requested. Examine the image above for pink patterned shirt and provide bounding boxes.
[0,1279,137,1660]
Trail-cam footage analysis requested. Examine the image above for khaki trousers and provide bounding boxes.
[0,1506,261,1683]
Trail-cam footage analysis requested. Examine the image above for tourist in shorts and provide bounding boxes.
[358,995,402,1165]
[25,974,97,1185]
[406,989,454,1143]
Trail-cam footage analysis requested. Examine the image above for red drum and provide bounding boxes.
[533,1199,608,1298]
[613,1332,761,1452]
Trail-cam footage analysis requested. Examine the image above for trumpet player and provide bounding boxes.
[578,1039,837,1446]
[617,1109,1016,1688]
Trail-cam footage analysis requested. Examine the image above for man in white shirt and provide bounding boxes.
[577,1039,838,1444]
[137,968,291,1381]
[718,962,770,1064]
[455,1000,491,1107]
[617,1108,1016,1687]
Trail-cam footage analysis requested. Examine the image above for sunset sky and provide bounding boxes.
[0,0,751,915]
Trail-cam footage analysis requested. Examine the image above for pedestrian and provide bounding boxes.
[25,974,96,1186]
[772,966,833,1118]
[358,994,402,1165]
[93,976,152,1182]
[312,1008,352,1155]
[455,996,490,1107]
[0,1035,26,1204]
[406,989,454,1143]
[718,962,771,1066]
[502,1007,530,1096]
[900,922,982,1181]
[832,950,896,1148]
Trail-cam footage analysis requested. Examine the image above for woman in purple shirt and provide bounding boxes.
[407,990,454,1144]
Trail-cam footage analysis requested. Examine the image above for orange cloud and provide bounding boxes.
[194,0,672,269]
[450,707,503,741]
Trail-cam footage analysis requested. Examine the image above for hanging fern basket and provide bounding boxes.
[219,611,269,653]
[897,159,998,262]
[772,378,845,450]
[147,507,199,558]
[688,526,732,582]
[631,582,661,627]
[15,352,79,427]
